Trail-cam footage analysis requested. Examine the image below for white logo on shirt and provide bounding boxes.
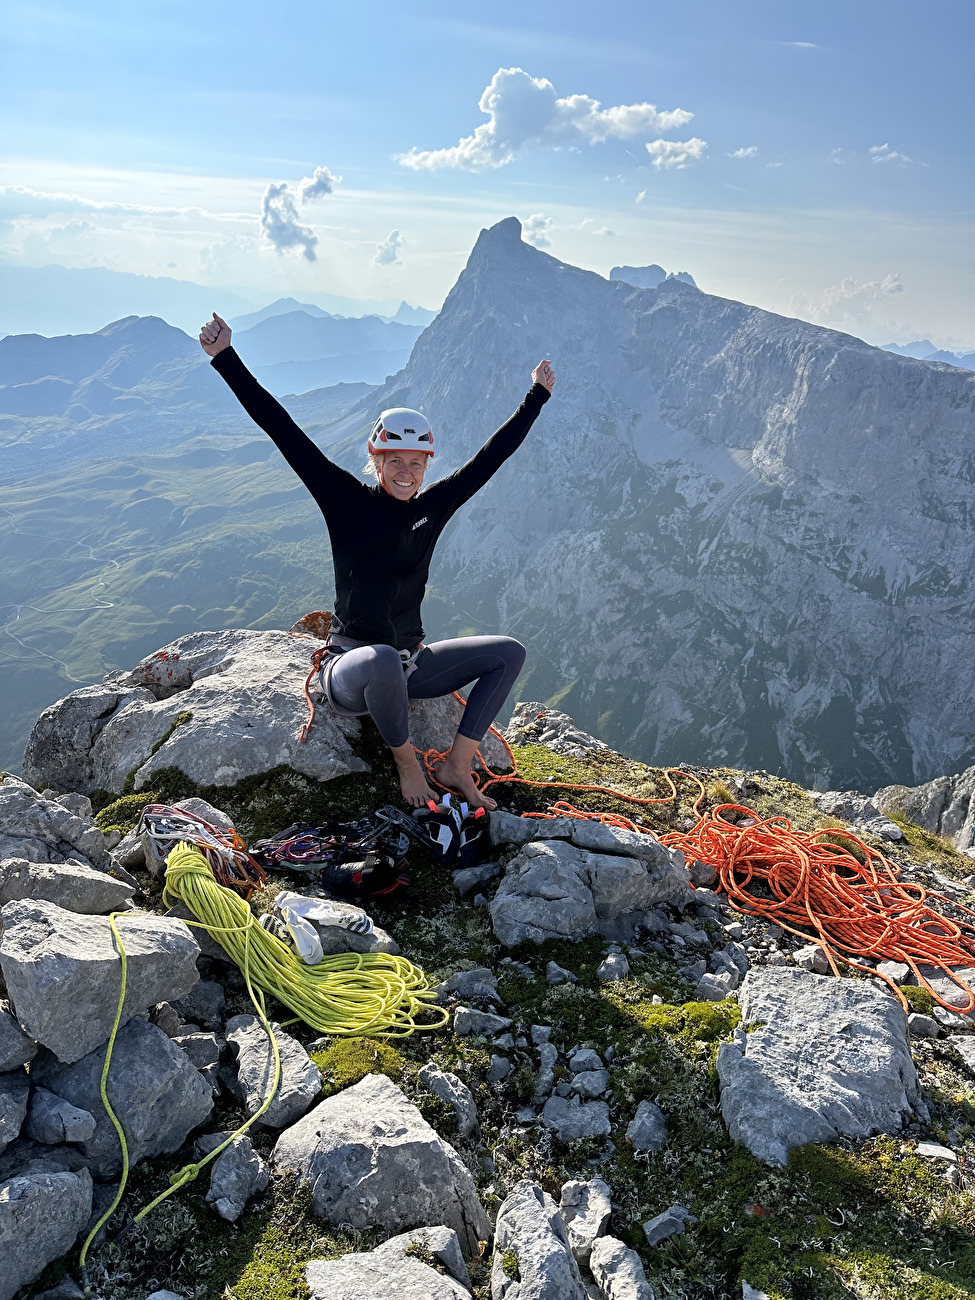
[412,516,429,530]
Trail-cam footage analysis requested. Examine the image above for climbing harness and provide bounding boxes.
[138,804,266,899]
[294,613,425,745]
[78,842,447,1288]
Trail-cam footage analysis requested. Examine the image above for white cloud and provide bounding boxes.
[644,137,708,169]
[829,148,847,165]
[260,165,341,261]
[522,213,553,248]
[869,143,912,165]
[374,229,404,266]
[790,273,904,332]
[635,189,646,204]
[261,181,318,260]
[298,165,340,201]
[398,66,693,171]
[0,184,204,220]
[783,41,820,48]
[580,219,615,236]
[730,146,758,159]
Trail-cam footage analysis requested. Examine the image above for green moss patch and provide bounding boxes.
[311,1037,405,1098]
[94,788,161,835]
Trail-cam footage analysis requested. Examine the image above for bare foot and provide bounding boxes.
[436,760,497,811]
[392,749,437,808]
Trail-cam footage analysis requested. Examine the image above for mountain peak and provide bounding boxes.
[472,216,525,253]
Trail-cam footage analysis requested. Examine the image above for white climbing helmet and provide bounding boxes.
[367,407,434,458]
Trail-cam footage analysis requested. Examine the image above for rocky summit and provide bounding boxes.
[0,635,973,1300]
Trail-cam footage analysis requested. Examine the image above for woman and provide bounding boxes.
[199,313,555,810]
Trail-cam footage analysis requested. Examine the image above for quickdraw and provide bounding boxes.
[137,804,266,899]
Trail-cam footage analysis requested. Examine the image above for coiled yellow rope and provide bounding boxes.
[164,842,448,1038]
[77,841,447,1286]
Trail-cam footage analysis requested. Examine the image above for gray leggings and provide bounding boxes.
[327,635,526,748]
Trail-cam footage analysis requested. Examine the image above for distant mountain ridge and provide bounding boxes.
[879,339,974,371]
[1,218,973,791]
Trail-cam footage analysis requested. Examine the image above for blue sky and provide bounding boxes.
[2,0,973,344]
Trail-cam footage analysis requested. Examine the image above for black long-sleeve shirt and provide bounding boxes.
[211,347,550,648]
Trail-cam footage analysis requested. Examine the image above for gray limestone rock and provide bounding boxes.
[23,1088,96,1145]
[55,793,92,820]
[438,967,500,1004]
[488,1055,513,1083]
[0,1168,93,1300]
[570,1070,610,1098]
[418,1063,479,1139]
[0,899,199,1063]
[546,960,578,985]
[172,1032,222,1069]
[454,1006,512,1036]
[0,777,111,871]
[32,1016,213,1179]
[874,764,975,854]
[643,1206,690,1247]
[913,964,975,1023]
[306,1250,470,1300]
[171,978,226,1031]
[695,971,737,1001]
[0,857,134,915]
[112,829,146,872]
[272,1073,490,1255]
[811,791,880,823]
[876,960,910,984]
[597,951,630,981]
[453,863,501,898]
[589,1235,655,1300]
[540,1094,611,1141]
[716,968,922,1166]
[907,1014,941,1039]
[225,1015,320,1130]
[374,1225,472,1290]
[625,1100,668,1153]
[532,1041,559,1105]
[560,1177,612,1264]
[505,703,605,758]
[24,630,507,796]
[949,1035,975,1074]
[194,1130,269,1221]
[489,808,681,870]
[0,1137,90,1181]
[0,1070,30,1155]
[491,839,690,948]
[491,1179,588,1300]
[794,944,830,975]
[565,1048,600,1072]
[0,1007,37,1072]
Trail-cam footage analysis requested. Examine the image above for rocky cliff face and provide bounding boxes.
[326,217,975,790]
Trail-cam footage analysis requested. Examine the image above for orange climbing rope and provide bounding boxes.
[417,704,975,1016]
[290,631,975,1016]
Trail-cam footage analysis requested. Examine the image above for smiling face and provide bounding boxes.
[377,449,430,500]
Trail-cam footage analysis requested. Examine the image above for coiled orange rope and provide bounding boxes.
[419,705,975,1015]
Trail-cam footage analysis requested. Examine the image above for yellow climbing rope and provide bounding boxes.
[77,841,447,1284]
[164,843,448,1038]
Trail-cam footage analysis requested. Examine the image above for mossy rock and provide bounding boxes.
[311,1037,405,1099]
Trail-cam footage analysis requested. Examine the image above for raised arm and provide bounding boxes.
[199,313,360,503]
[428,359,555,510]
